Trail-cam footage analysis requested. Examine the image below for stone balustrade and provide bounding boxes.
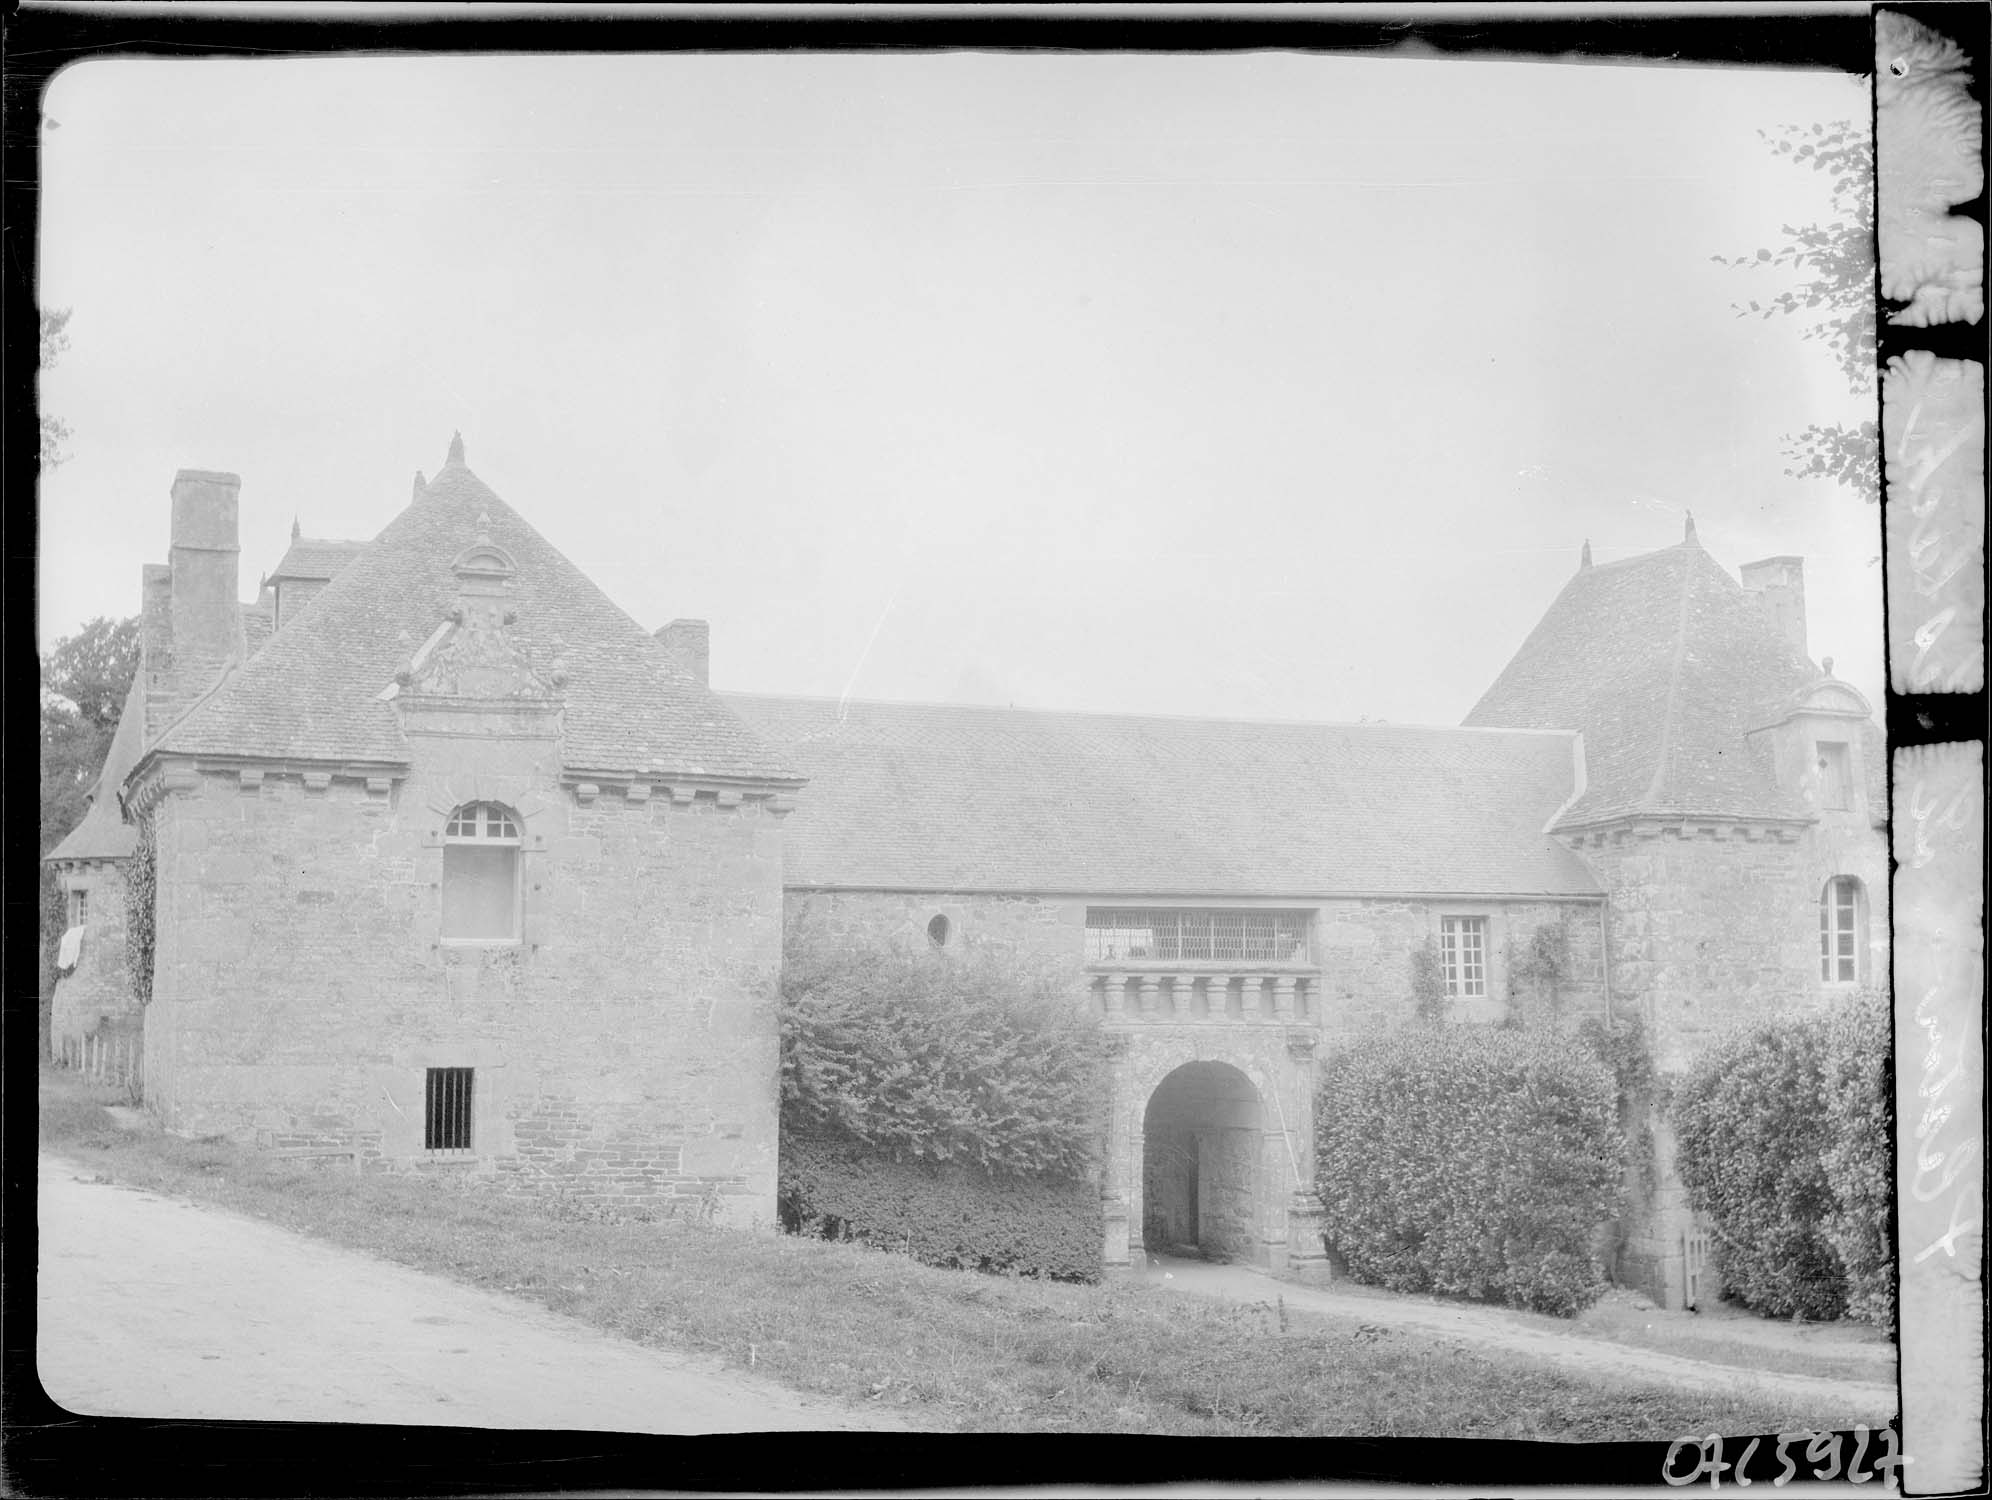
[1089,965,1321,1024]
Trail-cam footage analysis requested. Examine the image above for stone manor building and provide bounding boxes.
[48,440,1887,1306]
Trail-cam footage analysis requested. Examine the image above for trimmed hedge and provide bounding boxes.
[1675,991,1895,1330]
[779,1132,1103,1281]
[780,921,1106,1178]
[1673,1015,1845,1320]
[1315,1027,1625,1317]
[1821,988,1895,1334]
[778,920,1107,1279]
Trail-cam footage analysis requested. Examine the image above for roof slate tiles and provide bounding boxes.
[143,452,797,783]
[47,670,148,863]
[267,537,369,583]
[726,694,1600,897]
[1465,539,1822,826]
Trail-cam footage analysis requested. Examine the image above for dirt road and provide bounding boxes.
[36,1154,906,1434]
[1147,1256,1898,1418]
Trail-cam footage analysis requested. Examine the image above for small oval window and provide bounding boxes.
[927,914,950,948]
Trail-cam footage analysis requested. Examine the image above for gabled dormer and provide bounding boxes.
[1746,660,1879,825]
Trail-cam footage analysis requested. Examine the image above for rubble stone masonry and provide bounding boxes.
[142,750,785,1229]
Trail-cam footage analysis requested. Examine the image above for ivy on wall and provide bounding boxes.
[124,818,156,1006]
[1506,919,1570,1029]
[1407,936,1448,1024]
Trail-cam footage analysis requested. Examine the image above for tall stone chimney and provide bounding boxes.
[152,470,245,724]
[656,617,710,688]
[1740,556,1807,662]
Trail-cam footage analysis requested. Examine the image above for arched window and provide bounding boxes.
[442,802,521,941]
[927,913,950,949]
[1819,876,1866,985]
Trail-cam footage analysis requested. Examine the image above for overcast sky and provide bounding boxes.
[37,48,1880,725]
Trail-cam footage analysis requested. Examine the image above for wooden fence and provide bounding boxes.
[60,1030,143,1097]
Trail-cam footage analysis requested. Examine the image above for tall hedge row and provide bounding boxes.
[778,920,1107,1279]
[1315,1027,1625,1317]
[1674,990,1895,1330]
[1821,989,1895,1334]
[778,1133,1102,1281]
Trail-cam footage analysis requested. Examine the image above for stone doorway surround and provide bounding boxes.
[1102,1026,1329,1275]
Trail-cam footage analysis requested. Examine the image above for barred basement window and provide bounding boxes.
[1820,877,1866,985]
[425,1067,474,1153]
[441,802,521,941]
[1439,916,1487,998]
[1084,909,1312,963]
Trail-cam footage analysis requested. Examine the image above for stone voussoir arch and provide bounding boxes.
[1125,1042,1279,1122]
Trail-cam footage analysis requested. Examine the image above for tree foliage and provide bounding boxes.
[41,616,141,847]
[779,919,1108,1180]
[39,616,141,1051]
[40,307,73,469]
[1714,122,1877,498]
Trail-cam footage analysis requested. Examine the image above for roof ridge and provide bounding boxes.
[1586,539,1696,575]
[720,690,1580,738]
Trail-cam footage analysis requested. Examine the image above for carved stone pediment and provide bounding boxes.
[403,596,555,701]
[395,528,563,703]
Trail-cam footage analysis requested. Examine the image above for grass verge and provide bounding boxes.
[38,1069,1873,1439]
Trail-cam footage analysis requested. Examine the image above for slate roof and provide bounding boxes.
[726,694,1600,897]
[265,536,369,584]
[241,597,275,658]
[46,670,148,864]
[1464,536,1824,827]
[139,442,798,784]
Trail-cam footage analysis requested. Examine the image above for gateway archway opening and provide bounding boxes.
[1141,1060,1264,1261]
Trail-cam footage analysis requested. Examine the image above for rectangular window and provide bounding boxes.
[1440,916,1488,998]
[1821,881,1860,984]
[441,844,519,940]
[425,1068,474,1153]
[69,889,88,926]
[1817,742,1852,811]
[1084,909,1312,963]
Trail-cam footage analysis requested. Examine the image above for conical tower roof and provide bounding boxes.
[1466,535,1822,827]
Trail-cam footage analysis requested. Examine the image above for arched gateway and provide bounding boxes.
[1141,1061,1264,1259]
[1100,1030,1330,1274]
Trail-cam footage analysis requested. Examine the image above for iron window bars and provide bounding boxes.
[1084,908,1312,964]
[425,1067,474,1153]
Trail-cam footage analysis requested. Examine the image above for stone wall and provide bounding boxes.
[48,861,136,1052]
[786,887,1606,1273]
[788,889,1605,1030]
[143,749,786,1228]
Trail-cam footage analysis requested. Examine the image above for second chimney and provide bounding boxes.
[1739,556,1807,662]
[657,617,710,688]
[168,468,246,681]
